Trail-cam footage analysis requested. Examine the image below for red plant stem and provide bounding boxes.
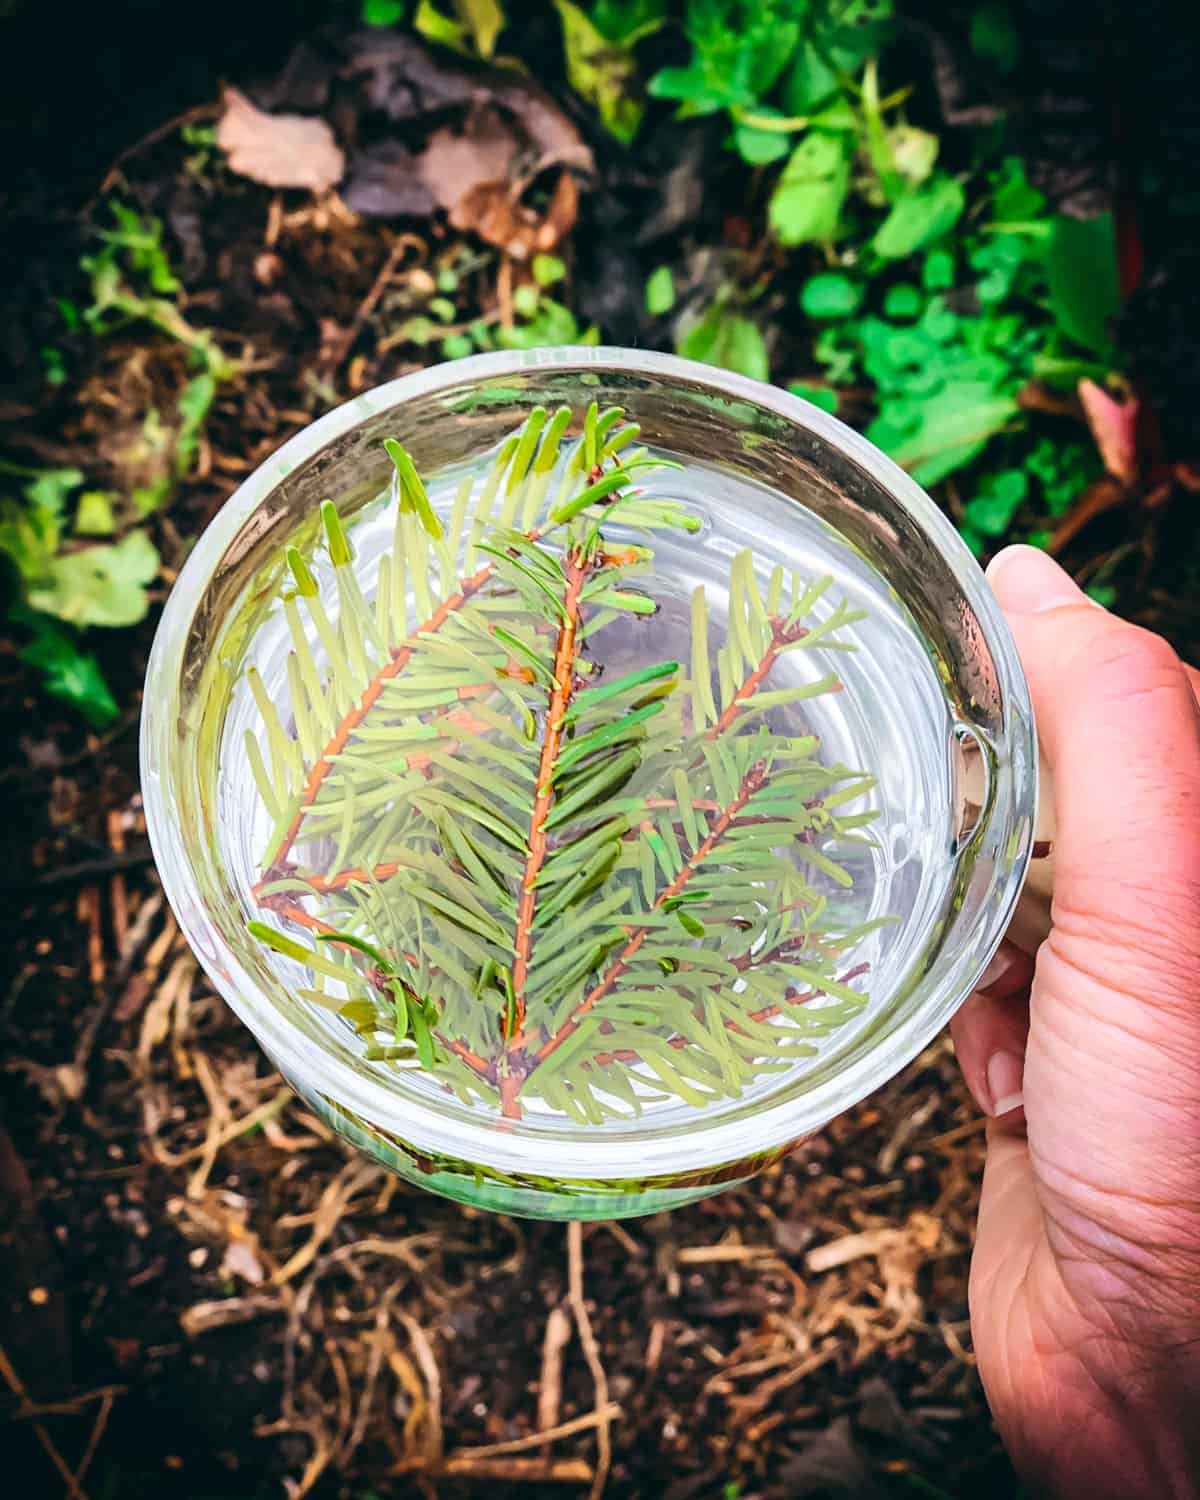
[267,535,542,870]
[705,618,797,740]
[504,552,588,1082]
[529,761,766,1070]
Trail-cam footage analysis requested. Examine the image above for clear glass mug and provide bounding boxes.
[141,348,1038,1219]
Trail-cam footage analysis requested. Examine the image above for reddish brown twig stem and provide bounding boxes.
[705,616,805,740]
[586,961,872,1069]
[500,550,589,1115]
[530,761,768,1072]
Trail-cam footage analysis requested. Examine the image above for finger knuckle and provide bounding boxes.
[1081,622,1186,706]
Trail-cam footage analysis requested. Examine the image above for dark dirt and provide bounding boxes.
[2,4,1199,1497]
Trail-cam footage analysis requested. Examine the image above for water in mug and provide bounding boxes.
[216,412,957,1129]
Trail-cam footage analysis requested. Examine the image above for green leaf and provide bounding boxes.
[873,174,966,260]
[677,299,769,382]
[645,265,676,316]
[799,272,862,320]
[963,467,1029,537]
[1044,213,1119,355]
[969,2,1019,71]
[19,620,119,727]
[781,40,839,114]
[591,0,666,42]
[768,131,852,247]
[362,0,404,23]
[532,253,566,287]
[415,0,504,57]
[27,468,85,516]
[883,284,923,319]
[788,383,837,414]
[869,383,1019,487]
[28,529,160,628]
[321,500,353,565]
[554,0,645,144]
[733,114,794,165]
[73,491,116,536]
[922,247,955,290]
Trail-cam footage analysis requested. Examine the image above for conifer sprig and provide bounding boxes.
[244,405,883,1121]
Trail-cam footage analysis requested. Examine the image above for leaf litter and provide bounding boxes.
[216,87,345,194]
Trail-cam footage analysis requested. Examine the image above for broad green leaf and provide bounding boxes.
[554,0,645,144]
[873,174,966,260]
[645,265,676,316]
[74,491,116,536]
[869,383,1019,487]
[883,284,922,319]
[733,113,794,165]
[963,467,1029,537]
[415,0,504,57]
[28,529,160,628]
[677,300,769,382]
[1045,212,1119,355]
[970,1,1019,71]
[799,272,862,320]
[647,63,729,116]
[787,382,837,414]
[362,0,404,23]
[768,131,851,247]
[591,0,667,43]
[781,39,839,114]
[19,621,119,727]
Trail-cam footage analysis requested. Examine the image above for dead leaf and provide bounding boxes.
[216,87,344,194]
[489,75,593,173]
[343,141,438,219]
[418,114,520,211]
[344,32,476,120]
[1078,377,1139,485]
[449,170,577,259]
[344,32,592,173]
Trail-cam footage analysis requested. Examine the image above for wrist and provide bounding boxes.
[993,1341,1200,1500]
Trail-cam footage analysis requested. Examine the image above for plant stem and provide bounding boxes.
[529,760,768,1073]
[505,549,589,1092]
[706,616,804,740]
[585,961,872,1069]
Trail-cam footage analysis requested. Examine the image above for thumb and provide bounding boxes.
[985,546,1200,1222]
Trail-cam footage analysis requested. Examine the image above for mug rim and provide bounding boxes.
[141,346,1037,1180]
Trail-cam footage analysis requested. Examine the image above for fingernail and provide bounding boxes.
[985,1051,1025,1117]
[986,545,1098,615]
[977,943,1017,992]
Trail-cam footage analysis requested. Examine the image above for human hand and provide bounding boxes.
[950,546,1200,1500]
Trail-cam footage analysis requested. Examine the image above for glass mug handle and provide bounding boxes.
[1009,745,1055,956]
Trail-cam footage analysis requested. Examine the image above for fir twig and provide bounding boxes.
[243,404,883,1124]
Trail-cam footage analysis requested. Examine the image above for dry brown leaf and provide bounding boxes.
[216,87,344,194]
[418,115,520,212]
